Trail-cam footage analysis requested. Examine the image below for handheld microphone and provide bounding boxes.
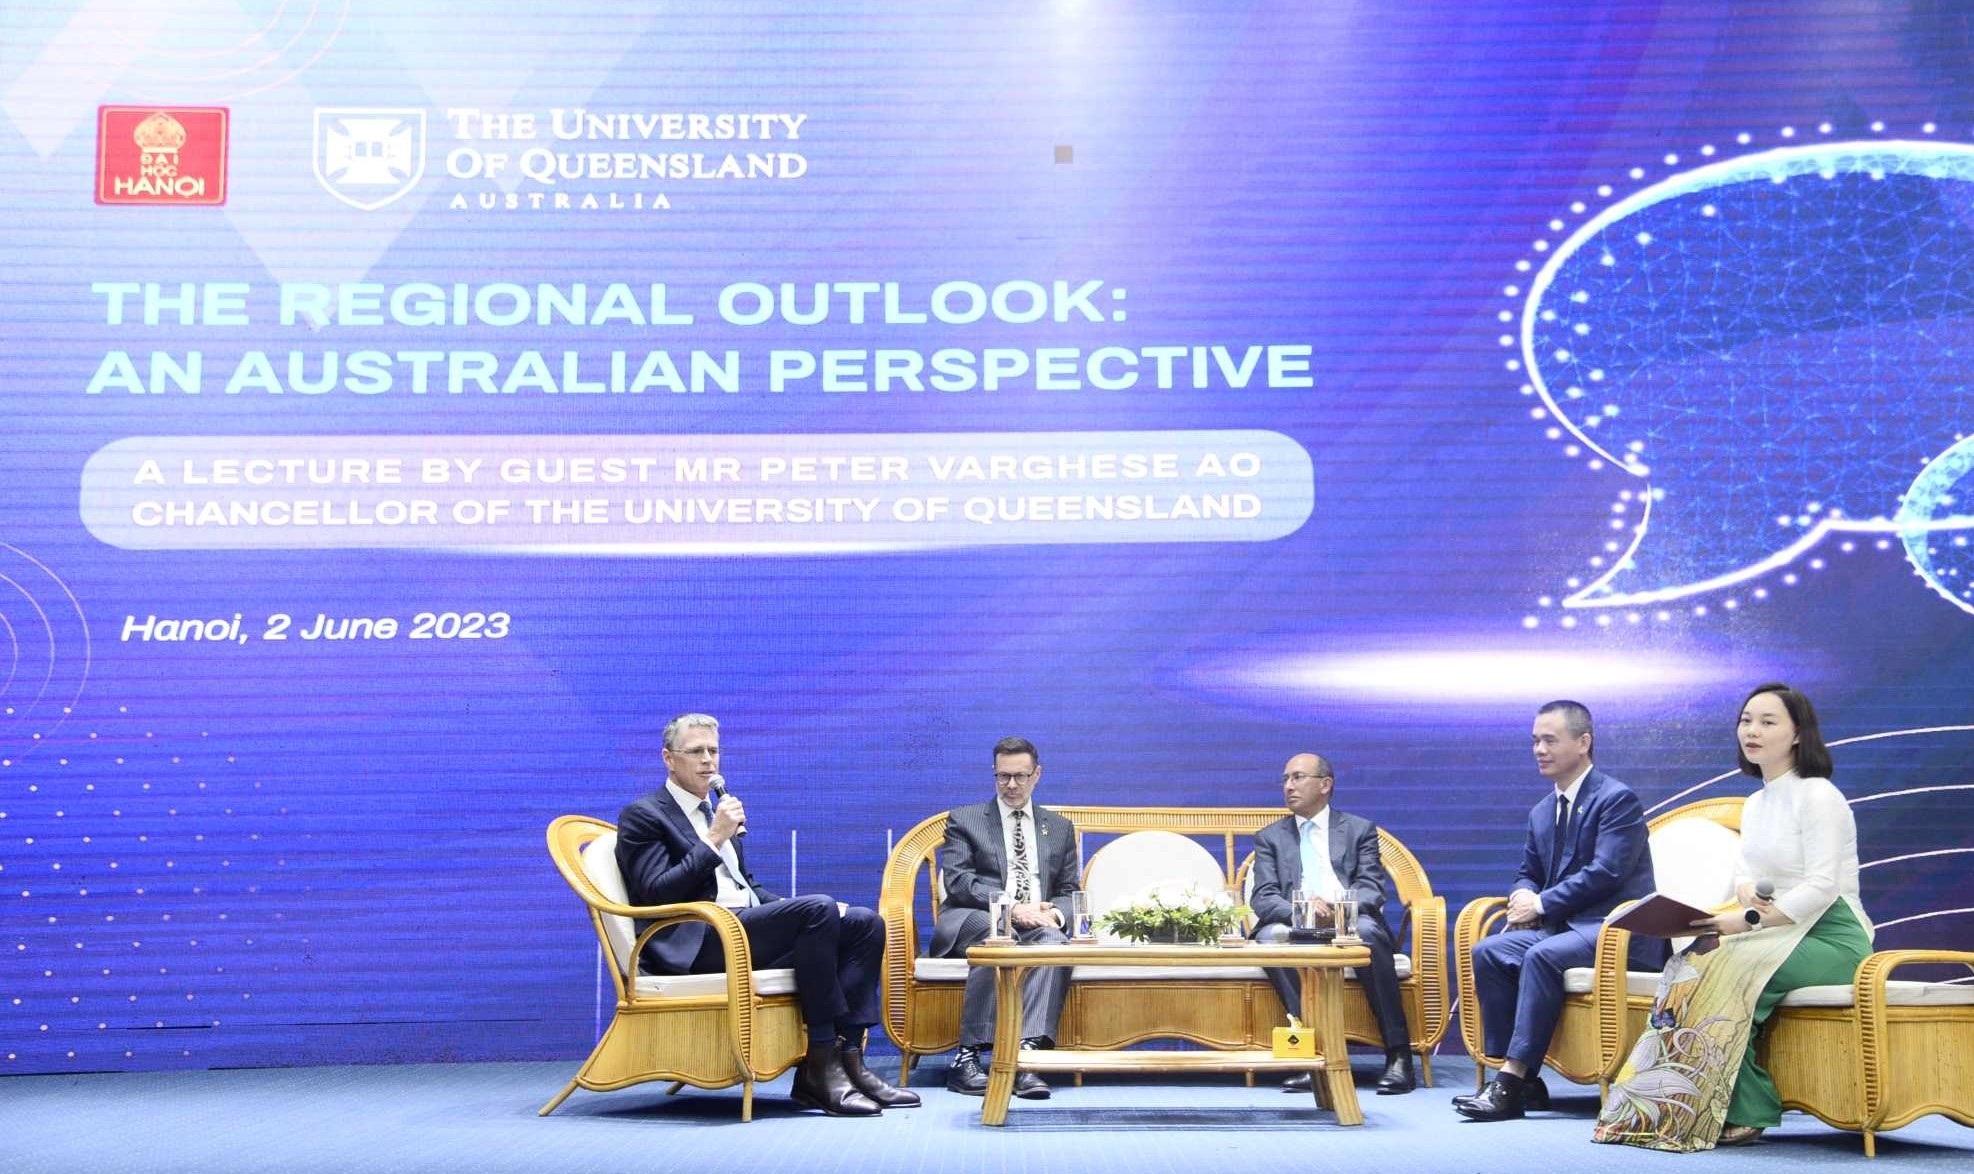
[709,774,746,837]
[1745,878,1774,925]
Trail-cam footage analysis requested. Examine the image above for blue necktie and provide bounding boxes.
[1299,820,1320,891]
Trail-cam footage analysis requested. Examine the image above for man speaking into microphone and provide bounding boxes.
[615,712,916,1116]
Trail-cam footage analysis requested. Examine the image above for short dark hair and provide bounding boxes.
[1537,699,1595,758]
[992,736,1038,763]
[1736,683,1834,779]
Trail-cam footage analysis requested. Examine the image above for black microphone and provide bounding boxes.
[709,774,746,837]
[1744,878,1774,925]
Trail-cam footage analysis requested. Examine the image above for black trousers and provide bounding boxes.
[688,894,885,1042]
[1256,915,1411,1051]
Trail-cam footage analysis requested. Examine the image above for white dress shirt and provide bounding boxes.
[1297,809,1341,897]
[1735,771,1870,931]
[667,779,758,909]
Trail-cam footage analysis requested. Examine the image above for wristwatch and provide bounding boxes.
[1743,907,1762,926]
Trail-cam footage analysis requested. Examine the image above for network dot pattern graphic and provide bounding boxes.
[1503,123,1974,614]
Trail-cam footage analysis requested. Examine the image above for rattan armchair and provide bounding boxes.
[539,815,806,1122]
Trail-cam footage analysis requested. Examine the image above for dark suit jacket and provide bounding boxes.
[1512,766,1654,931]
[930,799,1078,956]
[1249,808,1390,931]
[615,789,784,974]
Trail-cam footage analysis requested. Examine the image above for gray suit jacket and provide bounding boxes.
[930,799,1079,956]
[1248,808,1391,931]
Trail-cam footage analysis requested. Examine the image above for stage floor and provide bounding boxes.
[3,1053,1969,1173]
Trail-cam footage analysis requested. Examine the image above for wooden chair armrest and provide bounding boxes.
[1851,949,1974,1125]
[1454,896,1510,1063]
[1410,894,1450,1047]
[625,901,759,1007]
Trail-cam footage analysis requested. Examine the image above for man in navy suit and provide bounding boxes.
[1454,700,1657,1121]
[615,712,917,1117]
[1250,753,1416,1095]
[929,736,1080,1099]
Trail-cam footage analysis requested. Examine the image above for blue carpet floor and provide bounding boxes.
[2,1053,1969,1173]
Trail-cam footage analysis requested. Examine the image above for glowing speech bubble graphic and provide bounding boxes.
[1521,140,1974,609]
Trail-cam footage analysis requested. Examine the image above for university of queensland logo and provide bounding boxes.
[313,108,426,210]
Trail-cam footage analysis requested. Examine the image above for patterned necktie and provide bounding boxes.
[1011,810,1033,903]
[1549,794,1570,880]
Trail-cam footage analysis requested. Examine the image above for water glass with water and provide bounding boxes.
[987,890,1014,941]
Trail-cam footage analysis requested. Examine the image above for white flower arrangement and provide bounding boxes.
[1096,882,1247,944]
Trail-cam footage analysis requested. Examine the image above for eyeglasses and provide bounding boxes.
[994,771,1036,785]
[1281,771,1331,784]
[673,746,720,759]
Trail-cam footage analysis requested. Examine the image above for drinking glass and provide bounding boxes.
[1065,890,1094,941]
[987,890,1014,941]
[1333,893,1362,944]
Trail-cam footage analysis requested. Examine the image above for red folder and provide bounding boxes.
[1606,893,1717,938]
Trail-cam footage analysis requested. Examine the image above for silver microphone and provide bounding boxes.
[709,774,746,837]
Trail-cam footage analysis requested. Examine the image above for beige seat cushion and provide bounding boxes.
[635,969,799,998]
[1776,981,1974,1009]
[1562,968,1661,997]
[913,954,1414,982]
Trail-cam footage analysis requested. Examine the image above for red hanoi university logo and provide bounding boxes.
[96,106,229,205]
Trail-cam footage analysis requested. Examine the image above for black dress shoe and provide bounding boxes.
[790,1039,883,1116]
[1453,1074,1526,1121]
[839,1041,921,1108]
[945,1048,989,1096]
[1454,1072,1548,1111]
[1281,1072,1314,1093]
[1014,1037,1051,1099]
[1524,1075,1551,1110]
[1375,1050,1416,1095]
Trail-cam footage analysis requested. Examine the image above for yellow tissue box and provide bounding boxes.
[1271,1026,1315,1059]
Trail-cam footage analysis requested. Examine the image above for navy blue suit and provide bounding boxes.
[1470,767,1658,1069]
[615,789,883,1041]
[1249,809,1411,1050]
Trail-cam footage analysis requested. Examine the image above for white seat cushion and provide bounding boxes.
[915,957,970,982]
[1560,969,1974,1006]
[915,953,1414,983]
[1563,968,1661,997]
[634,968,799,998]
[1776,981,1974,1009]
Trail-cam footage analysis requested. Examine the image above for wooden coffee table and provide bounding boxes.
[963,940,1373,1126]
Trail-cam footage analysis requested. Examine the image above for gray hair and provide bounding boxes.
[663,712,720,750]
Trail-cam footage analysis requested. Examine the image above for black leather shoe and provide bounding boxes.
[839,1041,920,1108]
[1014,1037,1051,1099]
[1454,1072,1548,1111]
[1524,1074,1551,1110]
[791,1039,882,1116]
[1281,1072,1314,1093]
[945,1047,989,1096]
[1376,1050,1416,1095]
[1453,1074,1526,1121]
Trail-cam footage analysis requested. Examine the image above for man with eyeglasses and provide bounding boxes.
[928,736,1079,1099]
[1249,753,1416,1095]
[615,712,917,1117]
